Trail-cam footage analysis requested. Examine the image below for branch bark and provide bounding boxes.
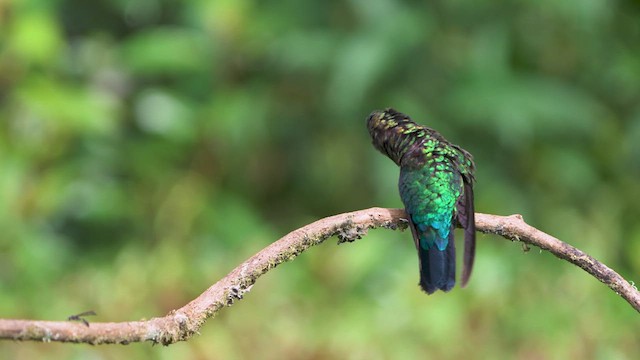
[1,208,638,345]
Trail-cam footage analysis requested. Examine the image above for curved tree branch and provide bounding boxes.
[0,208,638,344]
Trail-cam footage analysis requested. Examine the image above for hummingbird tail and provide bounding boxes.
[415,227,456,294]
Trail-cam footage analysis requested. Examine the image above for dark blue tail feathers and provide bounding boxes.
[415,226,456,294]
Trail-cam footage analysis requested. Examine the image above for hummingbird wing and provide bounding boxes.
[456,177,476,287]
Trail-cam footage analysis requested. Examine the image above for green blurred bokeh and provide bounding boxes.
[1,0,639,358]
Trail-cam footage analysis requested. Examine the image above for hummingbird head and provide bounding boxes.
[366,108,409,132]
[367,108,414,165]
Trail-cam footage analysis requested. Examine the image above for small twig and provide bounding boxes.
[0,208,637,345]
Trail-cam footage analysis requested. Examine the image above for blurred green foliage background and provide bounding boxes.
[1,0,639,358]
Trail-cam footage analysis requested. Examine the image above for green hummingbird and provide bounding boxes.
[367,108,476,294]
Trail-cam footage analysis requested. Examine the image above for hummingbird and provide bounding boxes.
[367,108,476,294]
